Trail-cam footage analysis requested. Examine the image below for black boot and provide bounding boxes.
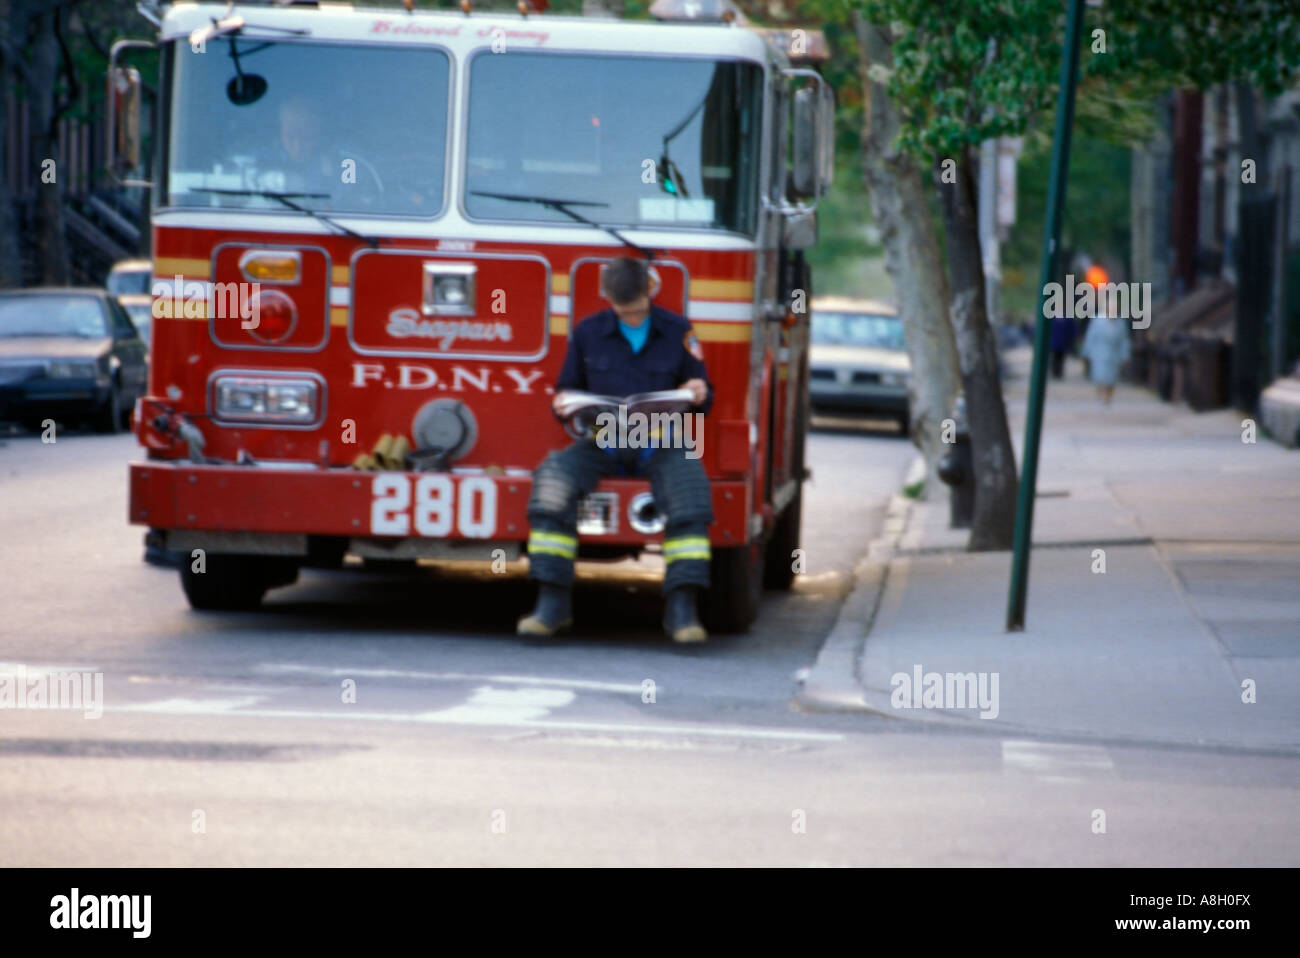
[517,583,573,636]
[663,586,707,643]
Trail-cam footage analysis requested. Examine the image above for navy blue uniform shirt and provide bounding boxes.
[555,304,713,415]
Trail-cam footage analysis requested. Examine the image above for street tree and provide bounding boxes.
[852,0,1064,550]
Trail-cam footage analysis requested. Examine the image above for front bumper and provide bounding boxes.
[129,460,752,550]
[0,378,109,422]
[809,382,909,415]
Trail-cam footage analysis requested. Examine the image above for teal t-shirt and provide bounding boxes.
[618,319,650,354]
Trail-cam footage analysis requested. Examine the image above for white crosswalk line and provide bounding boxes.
[256,663,647,695]
[1001,739,1114,782]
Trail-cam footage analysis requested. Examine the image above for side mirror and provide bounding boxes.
[791,86,819,199]
[108,66,142,173]
[106,39,154,188]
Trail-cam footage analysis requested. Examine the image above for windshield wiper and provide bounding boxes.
[192,188,377,247]
[470,191,655,259]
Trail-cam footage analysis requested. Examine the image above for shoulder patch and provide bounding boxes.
[683,329,704,361]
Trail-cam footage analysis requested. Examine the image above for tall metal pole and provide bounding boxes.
[1006,0,1086,631]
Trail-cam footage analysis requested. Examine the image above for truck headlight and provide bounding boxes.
[422,262,476,316]
[880,371,910,387]
[47,360,98,379]
[213,374,320,425]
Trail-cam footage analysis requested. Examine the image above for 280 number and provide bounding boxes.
[369,474,498,538]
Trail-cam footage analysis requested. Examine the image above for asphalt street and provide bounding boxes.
[1,418,1297,866]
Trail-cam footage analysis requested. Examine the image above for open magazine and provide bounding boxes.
[554,388,696,439]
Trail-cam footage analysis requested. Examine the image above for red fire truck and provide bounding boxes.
[112,0,832,632]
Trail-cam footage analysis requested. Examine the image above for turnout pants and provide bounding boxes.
[527,440,713,592]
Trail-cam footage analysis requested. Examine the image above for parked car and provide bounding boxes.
[106,258,151,297]
[0,288,148,433]
[120,299,153,346]
[107,258,153,345]
[809,296,911,432]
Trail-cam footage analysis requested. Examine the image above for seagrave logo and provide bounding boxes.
[890,665,1000,719]
[1042,273,1152,329]
[0,663,103,719]
[50,889,151,938]
[386,307,513,350]
[594,408,704,460]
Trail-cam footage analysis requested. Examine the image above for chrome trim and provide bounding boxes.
[347,247,551,362]
[628,491,666,535]
[206,367,327,430]
[208,241,331,353]
[577,491,620,537]
[421,261,477,316]
[568,255,689,329]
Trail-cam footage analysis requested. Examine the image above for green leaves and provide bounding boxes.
[856,0,1063,160]
[851,0,1300,162]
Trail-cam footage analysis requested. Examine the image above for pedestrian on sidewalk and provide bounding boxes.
[1080,311,1130,403]
[1049,312,1076,379]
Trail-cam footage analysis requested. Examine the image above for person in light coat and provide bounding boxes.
[1080,312,1130,403]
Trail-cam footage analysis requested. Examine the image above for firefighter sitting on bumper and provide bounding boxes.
[518,257,714,642]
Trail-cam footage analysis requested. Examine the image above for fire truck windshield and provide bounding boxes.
[465,54,762,236]
[164,40,450,216]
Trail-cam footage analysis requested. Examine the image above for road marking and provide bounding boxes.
[1001,740,1113,782]
[256,663,648,695]
[104,698,844,743]
[425,686,574,724]
[0,662,99,676]
[116,695,266,714]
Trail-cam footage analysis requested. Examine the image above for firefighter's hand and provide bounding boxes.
[552,391,571,415]
[680,378,708,405]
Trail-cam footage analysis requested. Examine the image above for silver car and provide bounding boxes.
[808,297,911,432]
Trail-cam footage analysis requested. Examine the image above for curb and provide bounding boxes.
[795,490,911,715]
[796,478,1300,755]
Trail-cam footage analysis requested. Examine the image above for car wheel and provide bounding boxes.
[897,409,911,436]
[701,536,765,634]
[93,383,122,434]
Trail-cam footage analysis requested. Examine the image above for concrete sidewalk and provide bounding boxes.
[800,348,1300,751]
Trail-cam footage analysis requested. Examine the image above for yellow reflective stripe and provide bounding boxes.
[663,536,711,563]
[663,536,710,552]
[529,531,577,558]
[530,544,577,558]
[530,531,577,547]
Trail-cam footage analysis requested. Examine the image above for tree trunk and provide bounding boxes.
[29,8,69,285]
[0,0,24,287]
[852,15,960,500]
[938,146,1018,551]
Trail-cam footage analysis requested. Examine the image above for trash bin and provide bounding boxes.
[1167,334,1190,403]
[1129,338,1150,384]
[1186,335,1230,411]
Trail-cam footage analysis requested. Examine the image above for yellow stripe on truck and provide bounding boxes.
[153,257,210,280]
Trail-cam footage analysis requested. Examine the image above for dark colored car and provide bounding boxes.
[0,288,148,433]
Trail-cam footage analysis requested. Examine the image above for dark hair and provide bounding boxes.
[602,257,650,305]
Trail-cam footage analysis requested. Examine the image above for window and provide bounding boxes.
[466,54,763,235]
[165,40,450,217]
